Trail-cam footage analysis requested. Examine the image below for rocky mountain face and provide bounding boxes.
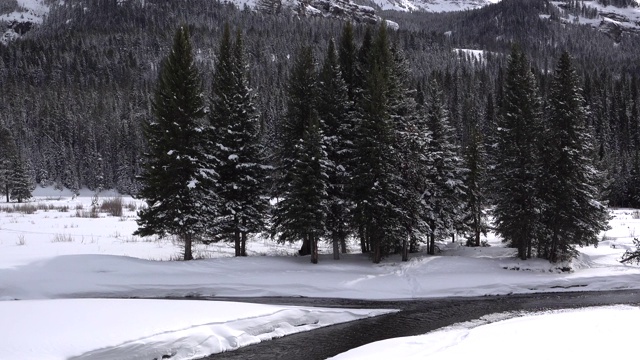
[277,0,379,23]
[365,0,500,12]
[551,1,640,42]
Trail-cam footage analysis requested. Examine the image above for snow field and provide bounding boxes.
[1,188,640,359]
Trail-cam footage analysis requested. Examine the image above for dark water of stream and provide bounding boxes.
[201,290,640,360]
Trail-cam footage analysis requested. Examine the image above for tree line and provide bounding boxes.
[137,21,608,264]
[0,0,635,262]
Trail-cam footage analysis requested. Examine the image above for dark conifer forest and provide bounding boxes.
[1,0,639,262]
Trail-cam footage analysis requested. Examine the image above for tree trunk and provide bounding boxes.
[518,234,527,260]
[550,231,559,263]
[299,237,311,256]
[428,232,435,255]
[183,233,193,261]
[474,213,480,246]
[359,225,367,253]
[372,238,381,264]
[5,184,8,203]
[311,234,318,264]
[402,233,409,262]
[241,231,247,257]
[333,235,340,260]
[234,228,241,257]
[340,237,347,254]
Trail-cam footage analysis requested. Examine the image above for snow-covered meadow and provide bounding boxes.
[1,187,640,359]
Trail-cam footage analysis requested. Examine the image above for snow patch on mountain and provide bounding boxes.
[369,0,501,12]
[1,0,50,45]
[0,0,49,24]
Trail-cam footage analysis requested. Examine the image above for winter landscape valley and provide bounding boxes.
[3,0,640,359]
[0,188,639,359]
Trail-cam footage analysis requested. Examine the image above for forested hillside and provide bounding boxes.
[0,0,639,207]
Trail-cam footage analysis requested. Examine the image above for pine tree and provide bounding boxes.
[9,155,32,203]
[387,43,432,261]
[317,38,354,260]
[271,46,328,264]
[539,52,610,262]
[0,127,18,202]
[351,24,405,263]
[492,46,544,260]
[207,25,269,256]
[423,79,467,255]
[134,27,208,261]
[462,121,488,247]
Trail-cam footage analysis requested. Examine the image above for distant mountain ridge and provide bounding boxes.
[1,0,501,42]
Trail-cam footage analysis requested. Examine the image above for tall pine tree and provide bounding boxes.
[351,24,405,263]
[317,38,354,260]
[539,52,610,262]
[423,79,467,255]
[271,46,329,264]
[207,25,269,256]
[492,46,544,260]
[134,27,208,261]
[0,127,18,202]
[9,155,32,203]
[462,121,488,247]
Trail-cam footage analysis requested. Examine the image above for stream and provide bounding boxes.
[201,289,640,359]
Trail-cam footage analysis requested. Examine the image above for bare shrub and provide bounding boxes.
[37,203,54,211]
[75,207,99,218]
[101,197,123,217]
[125,202,137,212]
[52,234,74,243]
[14,204,37,214]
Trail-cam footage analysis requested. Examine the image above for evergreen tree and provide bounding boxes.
[388,44,431,261]
[207,25,269,256]
[134,27,208,261]
[462,121,489,247]
[492,46,544,260]
[351,24,405,263]
[9,155,32,203]
[0,127,18,202]
[423,79,467,255]
[317,38,354,260]
[271,46,328,264]
[539,52,610,262]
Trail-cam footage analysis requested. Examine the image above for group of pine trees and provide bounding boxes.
[492,47,610,262]
[137,21,609,264]
[135,25,268,260]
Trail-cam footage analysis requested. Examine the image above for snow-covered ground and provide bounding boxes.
[1,187,639,359]
[331,305,640,359]
[1,299,391,360]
